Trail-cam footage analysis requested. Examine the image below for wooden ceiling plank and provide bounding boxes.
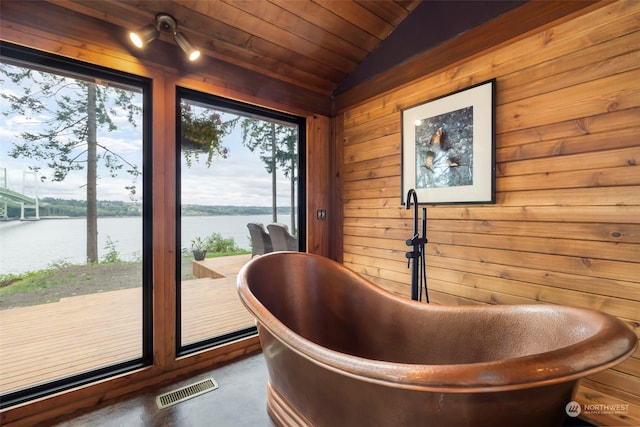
[2,1,332,114]
[355,0,412,26]
[269,0,381,53]
[197,38,338,95]
[121,0,343,91]
[47,0,152,31]
[194,31,348,91]
[169,1,344,91]
[222,0,369,63]
[34,0,429,97]
[176,0,358,75]
[312,0,395,40]
[43,0,338,94]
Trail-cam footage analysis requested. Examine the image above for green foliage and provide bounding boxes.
[186,232,249,257]
[204,232,241,253]
[191,236,206,251]
[240,118,298,230]
[0,261,143,306]
[0,264,75,297]
[0,64,142,196]
[102,236,121,263]
[3,199,287,219]
[3,197,143,219]
[0,274,48,296]
[1,61,143,263]
[0,270,45,290]
[240,119,298,177]
[181,204,289,216]
[180,103,237,167]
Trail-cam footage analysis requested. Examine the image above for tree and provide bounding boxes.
[240,119,298,232]
[0,63,141,263]
[275,126,298,233]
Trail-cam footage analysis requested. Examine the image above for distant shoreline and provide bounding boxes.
[2,196,292,219]
[0,212,291,221]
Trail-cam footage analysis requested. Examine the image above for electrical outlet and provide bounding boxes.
[316,209,326,220]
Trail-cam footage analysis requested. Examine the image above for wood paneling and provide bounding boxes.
[336,2,640,426]
[333,0,601,112]
[38,0,421,96]
[0,2,323,424]
[307,114,331,257]
[0,0,332,116]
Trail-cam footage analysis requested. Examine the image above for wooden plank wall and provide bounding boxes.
[336,2,639,426]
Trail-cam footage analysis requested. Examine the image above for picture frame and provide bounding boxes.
[401,79,496,205]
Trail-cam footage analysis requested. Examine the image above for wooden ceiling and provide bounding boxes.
[47,0,422,96]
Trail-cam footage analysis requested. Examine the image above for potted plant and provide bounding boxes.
[191,236,207,261]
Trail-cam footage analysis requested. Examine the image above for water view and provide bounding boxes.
[0,214,291,275]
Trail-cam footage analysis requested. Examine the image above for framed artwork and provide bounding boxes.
[401,79,496,205]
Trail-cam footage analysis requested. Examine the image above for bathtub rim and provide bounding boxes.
[237,252,638,393]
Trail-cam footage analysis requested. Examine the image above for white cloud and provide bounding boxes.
[2,71,299,208]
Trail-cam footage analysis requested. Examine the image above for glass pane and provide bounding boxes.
[0,60,146,400]
[178,93,300,350]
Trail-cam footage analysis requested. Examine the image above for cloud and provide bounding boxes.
[1,69,298,208]
[180,141,294,207]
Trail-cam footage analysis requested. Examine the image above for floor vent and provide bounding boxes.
[156,378,219,409]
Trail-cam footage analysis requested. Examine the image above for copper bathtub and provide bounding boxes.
[237,252,637,427]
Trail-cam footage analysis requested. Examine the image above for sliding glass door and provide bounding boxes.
[176,87,305,354]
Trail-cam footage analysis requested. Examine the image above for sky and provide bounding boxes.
[0,63,296,208]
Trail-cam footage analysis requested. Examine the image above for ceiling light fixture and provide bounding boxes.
[174,32,201,62]
[129,23,158,49]
[129,13,201,62]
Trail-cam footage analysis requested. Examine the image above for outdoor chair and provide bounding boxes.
[267,223,299,252]
[247,223,273,257]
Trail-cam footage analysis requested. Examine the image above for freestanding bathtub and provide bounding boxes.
[237,252,637,427]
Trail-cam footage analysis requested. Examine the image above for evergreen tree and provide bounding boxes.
[240,119,297,232]
[1,63,141,263]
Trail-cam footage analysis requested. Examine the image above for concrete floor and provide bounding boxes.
[53,351,596,427]
[54,353,275,427]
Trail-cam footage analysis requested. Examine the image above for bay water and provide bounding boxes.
[0,215,291,275]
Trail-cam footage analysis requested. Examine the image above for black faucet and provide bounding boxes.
[405,189,429,302]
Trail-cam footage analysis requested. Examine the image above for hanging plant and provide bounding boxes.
[180,103,235,167]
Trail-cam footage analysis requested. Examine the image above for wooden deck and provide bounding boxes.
[182,254,254,345]
[0,255,255,395]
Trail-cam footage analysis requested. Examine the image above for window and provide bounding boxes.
[0,43,152,407]
[176,87,305,354]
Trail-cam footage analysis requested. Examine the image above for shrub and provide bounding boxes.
[204,232,241,253]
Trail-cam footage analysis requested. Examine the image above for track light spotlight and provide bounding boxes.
[129,24,158,49]
[128,13,201,61]
[174,32,201,61]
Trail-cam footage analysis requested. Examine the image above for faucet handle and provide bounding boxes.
[405,233,418,246]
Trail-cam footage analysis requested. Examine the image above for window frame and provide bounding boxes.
[0,42,153,409]
[175,86,306,356]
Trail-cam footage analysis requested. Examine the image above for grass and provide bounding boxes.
[0,232,250,309]
[1,255,249,310]
[0,269,57,295]
[184,249,250,259]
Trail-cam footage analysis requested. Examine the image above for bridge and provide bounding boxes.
[0,168,40,220]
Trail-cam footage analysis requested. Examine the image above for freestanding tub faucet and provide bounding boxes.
[405,189,428,302]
